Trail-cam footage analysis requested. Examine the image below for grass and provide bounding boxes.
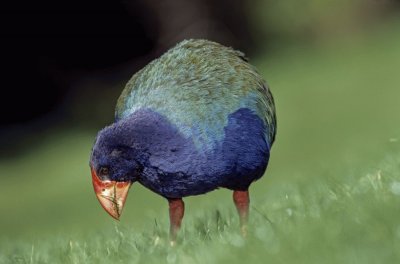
[1,18,400,264]
[2,144,400,264]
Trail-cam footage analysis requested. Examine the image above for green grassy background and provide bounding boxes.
[1,16,400,264]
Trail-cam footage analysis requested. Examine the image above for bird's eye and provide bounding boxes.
[99,167,109,176]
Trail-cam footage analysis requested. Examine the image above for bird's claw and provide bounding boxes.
[169,240,177,247]
[241,224,248,238]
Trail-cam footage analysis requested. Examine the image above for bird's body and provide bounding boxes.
[114,39,275,197]
[90,39,276,241]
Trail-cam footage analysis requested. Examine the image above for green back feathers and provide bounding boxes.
[116,39,276,149]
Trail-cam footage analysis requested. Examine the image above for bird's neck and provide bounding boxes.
[110,108,187,164]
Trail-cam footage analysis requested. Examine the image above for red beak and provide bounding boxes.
[91,167,131,220]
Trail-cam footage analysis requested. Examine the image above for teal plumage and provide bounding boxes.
[116,39,276,150]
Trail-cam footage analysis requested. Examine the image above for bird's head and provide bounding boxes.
[89,125,143,220]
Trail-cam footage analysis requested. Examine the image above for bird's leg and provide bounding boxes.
[233,190,249,237]
[168,198,185,245]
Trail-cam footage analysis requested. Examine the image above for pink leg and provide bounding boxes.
[233,190,249,236]
[168,198,185,245]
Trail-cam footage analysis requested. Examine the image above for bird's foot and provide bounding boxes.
[240,224,248,238]
[169,239,177,247]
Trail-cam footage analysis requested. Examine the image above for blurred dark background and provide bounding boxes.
[2,0,399,157]
[0,0,259,155]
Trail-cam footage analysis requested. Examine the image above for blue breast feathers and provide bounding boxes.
[127,108,270,198]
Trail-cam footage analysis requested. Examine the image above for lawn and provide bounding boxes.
[1,18,400,263]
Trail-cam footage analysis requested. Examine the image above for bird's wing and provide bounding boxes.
[115,39,276,149]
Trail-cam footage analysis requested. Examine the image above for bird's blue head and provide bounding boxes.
[89,124,143,220]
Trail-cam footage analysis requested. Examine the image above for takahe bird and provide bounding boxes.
[89,39,276,242]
